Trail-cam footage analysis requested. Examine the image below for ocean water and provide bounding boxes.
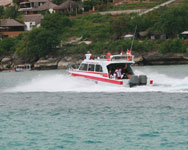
[0,65,188,150]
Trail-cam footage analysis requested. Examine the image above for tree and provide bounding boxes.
[4,6,18,19]
[0,37,16,56]
[16,28,60,60]
[13,0,21,4]
[16,13,72,60]
[160,38,187,53]
[111,15,132,39]
[52,0,66,5]
[0,6,4,18]
[154,6,188,37]
[41,13,72,33]
[130,15,156,32]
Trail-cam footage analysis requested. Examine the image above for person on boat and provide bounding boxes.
[115,66,122,80]
[90,55,94,60]
[85,51,92,60]
[106,51,112,61]
[108,70,114,79]
[121,63,134,79]
[126,49,132,61]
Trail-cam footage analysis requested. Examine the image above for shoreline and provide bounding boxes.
[1,52,188,72]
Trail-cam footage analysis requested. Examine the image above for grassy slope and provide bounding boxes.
[105,0,170,11]
[59,0,187,56]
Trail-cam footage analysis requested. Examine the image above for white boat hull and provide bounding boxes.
[69,70,130,87]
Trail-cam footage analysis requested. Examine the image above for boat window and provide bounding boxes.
[95,65,103,72]
[79,63,88,71]
[88,64,95,71]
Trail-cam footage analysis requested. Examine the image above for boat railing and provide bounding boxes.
[95,54,134,62]
[93,55,106,60]
[111,54,134,61]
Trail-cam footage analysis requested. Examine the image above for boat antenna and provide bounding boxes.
[130,25,137,51]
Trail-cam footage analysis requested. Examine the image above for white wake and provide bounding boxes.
[4,69,188,93]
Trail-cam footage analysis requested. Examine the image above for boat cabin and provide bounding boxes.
[78,54,134,78]
[70,53,148,87]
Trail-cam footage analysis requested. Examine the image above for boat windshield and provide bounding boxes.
[107,63,134,78]
[79,63,103,72]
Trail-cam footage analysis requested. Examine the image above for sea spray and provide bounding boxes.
[4,68,188,93]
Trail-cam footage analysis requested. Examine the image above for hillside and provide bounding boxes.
[0,0,188,70]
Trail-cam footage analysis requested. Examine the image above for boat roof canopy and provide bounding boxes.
[83,54,135,64]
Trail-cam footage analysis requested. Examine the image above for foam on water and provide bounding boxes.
[4,69,188,93]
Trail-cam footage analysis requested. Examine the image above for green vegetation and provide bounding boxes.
[0,37,17,55]
[16,14,72,60]
[0,6,19,19]
[13,0,21,4]
[0,6,4,18]
[83,0,113,11]
[41,13,72,32]
[0,0,188,61]
[52,0,66,5]
[160,39,187,53]
[16,28,60,60]
[154,6,188,37]
[65,14,112,41]
[64,39,160,55]
[105,0,169,11]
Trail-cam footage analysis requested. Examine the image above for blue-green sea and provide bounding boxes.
[0,65,188,150]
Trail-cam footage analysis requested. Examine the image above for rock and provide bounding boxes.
[183,55,188,60]
[1,52,188,71]
[1,64,11,70]
[143,52,188,65]
[134,56,143,63]
[58,60,69,69]
[63,56,72,62]
[1,57,12,63]
[0,56,13,70]
[58,58,82,69]
[34,57,59,70]
[0,65,3,71]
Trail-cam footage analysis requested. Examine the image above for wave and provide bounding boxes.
[4,70,188,93]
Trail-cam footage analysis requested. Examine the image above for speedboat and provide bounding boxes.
[68,54,147,87]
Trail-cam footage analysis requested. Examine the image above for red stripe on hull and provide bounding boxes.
[71,72,123,85]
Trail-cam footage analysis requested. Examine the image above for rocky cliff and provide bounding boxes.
[0,52,188,71]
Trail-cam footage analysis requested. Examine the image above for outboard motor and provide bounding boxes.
[129,75,139,87]
[139,75,147,85]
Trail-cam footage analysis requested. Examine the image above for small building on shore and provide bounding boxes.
[54,0,80,15]
[0,19,25,39]
[23,14,44,31]
[19,0,57,14]
[180,31,188,44]
[180,31,188,39]
[30,1,58,13]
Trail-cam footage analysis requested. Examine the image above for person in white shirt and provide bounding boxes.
[115,67,122,79]
[85,51,92,60]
